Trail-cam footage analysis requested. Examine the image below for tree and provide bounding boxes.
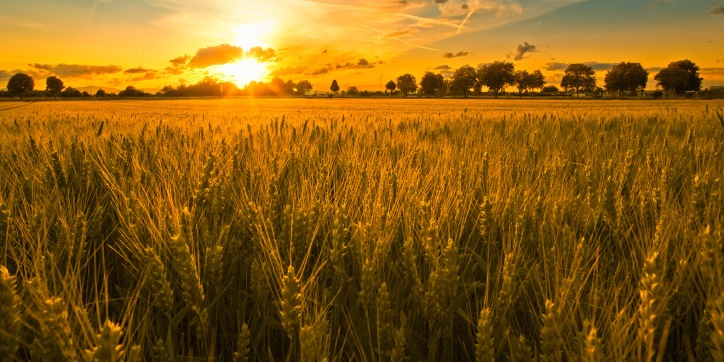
[45,76,65,100]
[7,73,34,100]
[385,80,396,96]
[560,63,596,96]
[449,65,477,98]
[347,86,359,96]
[654,59,703,98]
[604,62,648,98]
[478,61,516,98]
[330,79,340,95]
[296,80,313,96]
[396,73,417,97]
[61,87,82,98]
[419,72,445,97]
[541,85,559,94]
[528,70,545,93]
[512,70,545,98]
[95,89,107,97]
[270,76,287,96]
[118,86,150,97]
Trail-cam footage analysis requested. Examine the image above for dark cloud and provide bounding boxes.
[461,4,468,9]
[434,0,447,3]
[509,42,537,61]
[30,63,123,78]
[246,46,276,62]
[712,3,724,14]
[124,67,153,74]
[432,65,452,70]
[545,62,616,71]
[129,70,158,81]
[169,55,190,66]
[269,66,306,77]
[545,62,568,71]
[312,67,330,76]
[189,44,244,68]
[442,51,469,58]
[585,62,617,71]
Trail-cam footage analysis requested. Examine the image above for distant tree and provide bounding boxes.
[95,89,107,98]
[296,80,313,96]
[541,85,559,94]
[419,72,445,97]
[654,59,703,98]
[513,70,545,97]
[385,80,396,96]
[285,80,296,95]
[528,70,545,92]
[449,65,477,98]
[118,86,150,97]
[604,62,648,98]
[45,76,65,99]
[478,61,515,98]
[396,73,417,97]
[61,87,82,97]
[330,79,340,95]
[347,86,360,96]
[81,91,90,98]
[561,63,596,96]
[270,76,287,96]
[7,73,34,100]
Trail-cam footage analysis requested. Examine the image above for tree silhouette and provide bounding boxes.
[478,61,516,98]
[385,80,396,96]
[95,89,107,97]
[396,74,417,97]
[330,79,340,95]
[420,72,444,97]
[45,76,65,100]
[654,60,703,98]
[450,65,477,98]
[296,80,313,96]
[561,64,596,96]
[7,73,34,100]
[513,70,546,97]
[604,62,648,98]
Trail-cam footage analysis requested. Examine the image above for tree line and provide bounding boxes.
[1,59,706,100]
[366,59,703,99]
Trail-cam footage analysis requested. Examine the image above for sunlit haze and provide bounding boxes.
[2,0,723,92]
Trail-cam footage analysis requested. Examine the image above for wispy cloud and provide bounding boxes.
[508,42,537,61]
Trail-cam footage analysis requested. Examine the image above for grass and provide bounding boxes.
[0,98,723,361]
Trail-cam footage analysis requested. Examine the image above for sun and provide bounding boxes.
[216,58,268,88]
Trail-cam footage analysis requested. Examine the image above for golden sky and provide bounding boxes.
[2,0,724,92]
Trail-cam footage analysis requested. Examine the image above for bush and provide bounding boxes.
[652,90,664,99]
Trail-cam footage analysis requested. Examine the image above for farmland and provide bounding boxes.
[1,98,723,361]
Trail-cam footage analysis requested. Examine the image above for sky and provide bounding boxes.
[2,0,724,92]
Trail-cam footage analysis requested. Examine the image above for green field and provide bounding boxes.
[1,99,723,361]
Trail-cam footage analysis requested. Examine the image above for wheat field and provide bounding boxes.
[1,98,723,361]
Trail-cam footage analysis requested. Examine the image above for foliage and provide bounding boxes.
[61,87,82,98]
[330,79,340,95]
[385,80,397,95]
[655,60,703,98]
[7,73,35,99]
[449,65,477,98]
[561,63,596,95]
[396,73,417,97]
[45,76,65,99]
[513,70,545,97]
[604,62,648,98]
[477,61,516,98]
[419,72,445,97]
[118,86,151,97]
